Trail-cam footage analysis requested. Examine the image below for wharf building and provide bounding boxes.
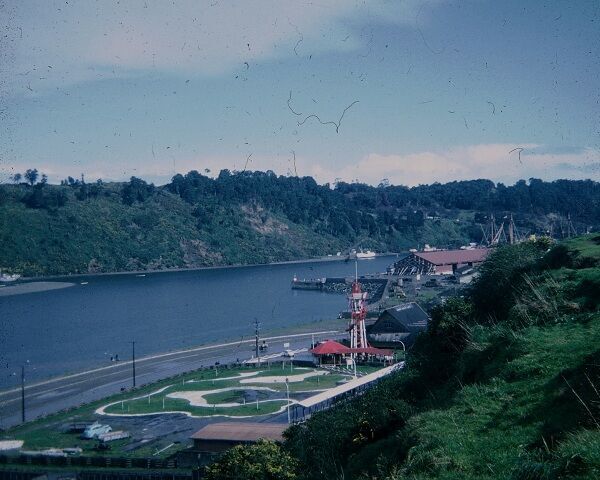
[391,248,490,276]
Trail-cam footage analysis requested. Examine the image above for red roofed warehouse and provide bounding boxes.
[392,248,490,275]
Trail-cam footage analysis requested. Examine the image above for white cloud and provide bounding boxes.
[307,144,600,186]
[4,144,597,187]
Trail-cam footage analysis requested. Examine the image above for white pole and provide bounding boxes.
[286,378,290,424]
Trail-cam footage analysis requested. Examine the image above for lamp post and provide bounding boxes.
[130,341,136,388]
[285,377,290,424]
[21,365,25,423]
[395,341,406,365]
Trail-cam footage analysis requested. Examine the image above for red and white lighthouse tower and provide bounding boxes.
[348,266,369,354]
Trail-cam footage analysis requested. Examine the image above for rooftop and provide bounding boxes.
[414,248,489,265]
[190,422,286,443]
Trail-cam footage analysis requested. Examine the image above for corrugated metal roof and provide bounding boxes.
[190,422,286,442]
[414,248,489,265]
[368,302,429,335]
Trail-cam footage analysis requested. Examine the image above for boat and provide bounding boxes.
[82,422,112,439]
[291,275,326,290]
[356,250,376,259]
[0,272,21,282]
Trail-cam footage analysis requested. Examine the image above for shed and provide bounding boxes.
[367,303,429,348]
[392,248,489,275]
[183,422,288,468]
[191,422,286,452]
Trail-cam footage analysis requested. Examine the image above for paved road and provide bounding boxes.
[0,330,342,429]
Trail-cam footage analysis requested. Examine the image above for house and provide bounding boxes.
[392,248,489,275]
[367,303,429,348]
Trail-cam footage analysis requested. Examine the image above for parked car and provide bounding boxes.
[82,422,112,439]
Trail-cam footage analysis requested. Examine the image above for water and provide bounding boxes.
[0,256,398,389]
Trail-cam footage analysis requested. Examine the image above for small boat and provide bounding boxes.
[80,282,88,285]
[356,250,376,259]
[0,272,21,282]
[136,274,146,277]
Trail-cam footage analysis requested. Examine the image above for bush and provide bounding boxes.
[204,440,299,480]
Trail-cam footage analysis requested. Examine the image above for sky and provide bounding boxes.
[0,0,599,187]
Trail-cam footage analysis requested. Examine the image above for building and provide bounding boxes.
[455,264,478,284]
[392,248,489,275]
[310,339,392,365]
[367,303,429,348]
[182,422,288,467]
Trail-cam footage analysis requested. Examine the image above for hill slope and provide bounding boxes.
[276,235,600,479]
[1,171,598,276]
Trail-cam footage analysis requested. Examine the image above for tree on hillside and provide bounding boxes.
[24,169,39,185]
[12,173,22,184]
[204,440,298,480]
[121,176,155,205]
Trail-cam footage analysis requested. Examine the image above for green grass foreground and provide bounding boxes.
[213,234,600,480]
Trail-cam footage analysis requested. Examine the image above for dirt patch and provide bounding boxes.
[180,239,223,266]
[241,203,289,235]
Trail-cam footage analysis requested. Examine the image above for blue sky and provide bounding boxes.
[1,0,599,186]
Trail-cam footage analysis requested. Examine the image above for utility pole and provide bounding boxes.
[131,341,136,388]
[21,366,25,423]
[254,318,260,364]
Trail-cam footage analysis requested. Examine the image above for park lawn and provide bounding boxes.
[202,389,271,405]
[104,395,287,417]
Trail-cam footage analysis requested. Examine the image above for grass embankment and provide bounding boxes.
[279,235,600,480]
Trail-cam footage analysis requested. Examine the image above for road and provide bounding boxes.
[0,330,342,429]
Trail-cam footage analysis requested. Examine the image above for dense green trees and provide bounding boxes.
[121,176,155,205]
[165,171,600,242]
[205,440,298,480]
[1,170,599,275]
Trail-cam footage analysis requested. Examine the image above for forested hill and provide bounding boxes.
[0,169,599,276]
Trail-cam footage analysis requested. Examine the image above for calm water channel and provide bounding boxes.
[0,256,398,389]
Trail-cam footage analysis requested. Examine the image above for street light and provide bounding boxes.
[19,360,30,423]
[395,341,406,365]
[130,341,136,388]
[21,365,25,423]
[285,377,290,424]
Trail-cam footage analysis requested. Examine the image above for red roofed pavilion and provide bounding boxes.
[310,340,352,356]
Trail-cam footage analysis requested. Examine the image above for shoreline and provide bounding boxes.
[0,326,344,397]
[15,252,402,282]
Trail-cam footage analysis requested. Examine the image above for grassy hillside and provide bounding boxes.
[1,172,598,276]
[0,180,472,276]
[0,183,349,276]
[207,235,600,479]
